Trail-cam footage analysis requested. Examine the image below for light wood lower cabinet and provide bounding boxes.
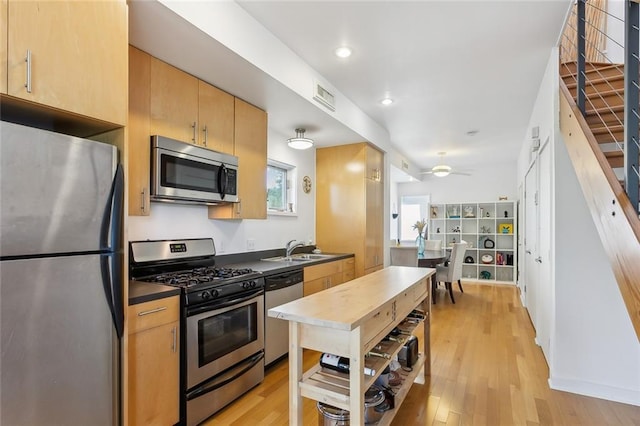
[303,258,354,297]
[128,296,180,426]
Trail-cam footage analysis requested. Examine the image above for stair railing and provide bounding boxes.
[559,0,639,212]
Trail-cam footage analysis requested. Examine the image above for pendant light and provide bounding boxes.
[287,128,314,150]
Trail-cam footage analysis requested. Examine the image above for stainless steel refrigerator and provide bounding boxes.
[0,121,124,425]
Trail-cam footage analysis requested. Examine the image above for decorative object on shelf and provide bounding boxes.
[451,226,460,233]
[506,254,514,265]
[483,238,495,249]
[479,207,484,217]
[486,211,490,217]
[481,254,494,264]
[499,196,508,200]
[431,206,438,218]
[302,176,312,193]
[449,206,459,218]
[412,219,427,255]
[504,210,508,218]
[464,255,475,264]
[480,270,492,279]
[436,227,440,233]
[496,253,505,265]
[480,225,491,234]
[498,223,513,234]
[464,206,475,218]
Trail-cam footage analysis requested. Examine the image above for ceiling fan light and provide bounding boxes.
[432,165,451,177]
[287,128,314,150]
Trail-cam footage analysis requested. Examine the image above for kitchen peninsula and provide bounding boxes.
[268,266,432,425]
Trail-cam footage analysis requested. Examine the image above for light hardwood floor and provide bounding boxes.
[203,283,640,425]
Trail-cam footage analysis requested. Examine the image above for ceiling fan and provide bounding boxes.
[420,152,471,177]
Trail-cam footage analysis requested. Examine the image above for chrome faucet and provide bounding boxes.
[285,239,305,257]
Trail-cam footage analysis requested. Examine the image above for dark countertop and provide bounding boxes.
[127,249,354,305]
[129,281,181,305]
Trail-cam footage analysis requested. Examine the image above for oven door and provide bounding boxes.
[185,289,264,389]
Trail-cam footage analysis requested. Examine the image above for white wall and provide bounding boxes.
[128,128,316,254]
[518,48,640,406]
[396,163,517,204]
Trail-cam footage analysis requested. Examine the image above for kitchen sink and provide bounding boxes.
[261,254,335,262]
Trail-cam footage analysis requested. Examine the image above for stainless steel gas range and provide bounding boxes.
[129,238,264,426]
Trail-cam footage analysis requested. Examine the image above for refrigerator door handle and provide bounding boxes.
[100,164,125,338]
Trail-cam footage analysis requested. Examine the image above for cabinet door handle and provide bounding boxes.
[137,306,167,316]
[236,199,242,216]
[140,188,147,214]
[25,50,32,93]
[171,326,177,353]
[203,125,208,147]
[191,121,197,143]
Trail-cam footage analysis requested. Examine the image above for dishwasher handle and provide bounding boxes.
[265,270,304,291]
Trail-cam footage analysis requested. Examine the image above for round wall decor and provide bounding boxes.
[483,238,495,249]
[481,254,494,264]
[302,176,312,193]
[464,255,474,264]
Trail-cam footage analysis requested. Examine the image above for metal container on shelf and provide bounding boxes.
[317,385,388,425]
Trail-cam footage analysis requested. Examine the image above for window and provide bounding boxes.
[267,159,296,214]
[399,195,430,241]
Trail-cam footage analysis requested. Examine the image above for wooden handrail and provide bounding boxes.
[560,81,640,342]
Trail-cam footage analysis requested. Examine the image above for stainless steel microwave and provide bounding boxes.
[151,135,238,204]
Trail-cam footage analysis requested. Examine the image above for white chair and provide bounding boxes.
[390,246,418,266]
[424,239,442,251]
[434,242,468,304]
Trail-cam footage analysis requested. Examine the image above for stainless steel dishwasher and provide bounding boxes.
[264,269,304,366]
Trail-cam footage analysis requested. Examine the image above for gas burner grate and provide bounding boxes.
[149,267,257,288]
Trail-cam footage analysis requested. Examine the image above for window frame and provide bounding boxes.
[266,159,297,216]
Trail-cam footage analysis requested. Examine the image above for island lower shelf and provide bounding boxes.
[268,266,433,425]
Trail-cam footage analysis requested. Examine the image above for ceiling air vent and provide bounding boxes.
[313,80,336,111]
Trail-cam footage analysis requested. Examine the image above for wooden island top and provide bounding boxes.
[269,266,434,425]
[268,266,433,329]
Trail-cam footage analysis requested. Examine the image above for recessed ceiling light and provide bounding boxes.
[381,98,394,106]
[334,46,352,58]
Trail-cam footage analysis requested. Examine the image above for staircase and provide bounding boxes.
[559,61,640,342]
[560,62,627,180]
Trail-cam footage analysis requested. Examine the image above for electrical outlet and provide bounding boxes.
[247,239,255,251]
[218,240,225,253]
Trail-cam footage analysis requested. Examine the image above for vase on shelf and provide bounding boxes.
[416,234,425,255]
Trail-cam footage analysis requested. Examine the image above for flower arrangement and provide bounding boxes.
[412,219,428,238]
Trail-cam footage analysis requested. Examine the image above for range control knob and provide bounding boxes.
[250,281,256,288]
[210,289,219,298]
[201,291,211,300]
[242,281,250,289]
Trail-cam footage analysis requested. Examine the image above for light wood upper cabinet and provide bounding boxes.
[128,46,151,216]
[316,143,384,278]
[6,0,127,125]
[149,57,199,144]
[128,297,180,426]
[208,98,267,220]
[198,81,234,154]
[1,0,7,94]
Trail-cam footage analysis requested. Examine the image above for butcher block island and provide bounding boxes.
[268,266,433,425]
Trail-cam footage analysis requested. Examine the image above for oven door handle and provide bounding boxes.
[186,351,264,400]
[187,288,263,317]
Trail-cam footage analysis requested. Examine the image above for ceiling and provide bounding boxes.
[129,1,572,175]
[236,0,571,173]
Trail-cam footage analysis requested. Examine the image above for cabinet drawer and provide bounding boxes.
[362,302,393,345]
[304,260,342,282]
[128,296,180,334]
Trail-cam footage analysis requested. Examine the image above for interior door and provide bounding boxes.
[524,162,539,330]
[537,140,553,359]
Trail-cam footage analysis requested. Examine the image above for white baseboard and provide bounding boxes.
[549,377,640,407]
